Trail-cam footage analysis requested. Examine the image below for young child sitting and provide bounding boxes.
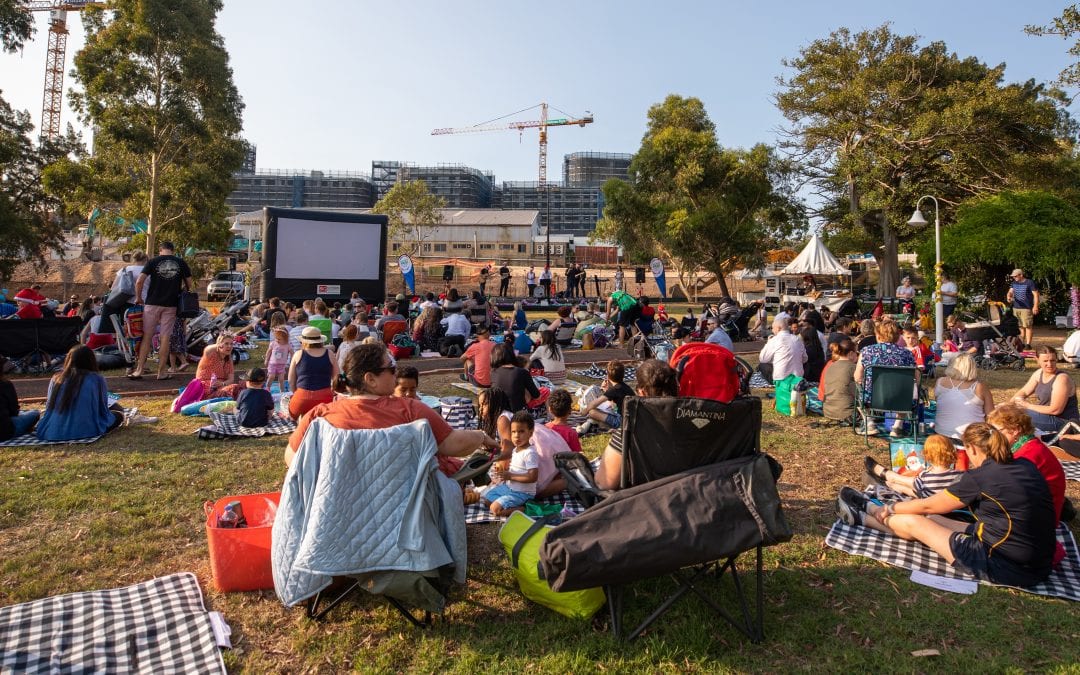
[393,365,419,400]
[865,434,964,499]
[545,389,581,453]
[236,367,275,428]
[480,411,539,517]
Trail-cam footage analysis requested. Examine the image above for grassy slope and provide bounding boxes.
[1,364,1079,672]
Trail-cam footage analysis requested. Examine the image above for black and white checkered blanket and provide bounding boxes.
[0,572,226,674]
[196,412,297,440]
[464,490,586,525]
[571,365,637,382]
[826,520,1080,602]
[1062,461,1080,483]
[0,408,138,447]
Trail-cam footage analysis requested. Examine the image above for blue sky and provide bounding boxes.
[1,1,1073,185]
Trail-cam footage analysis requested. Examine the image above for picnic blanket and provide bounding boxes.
[571,364,637,382]
[0,572,226,674]
[197,412,297,440]
[465,490,587,525]
[1063,461,1080,483]
[0,408,138,447]
[826,520,1080,602]
[748,372,772,389]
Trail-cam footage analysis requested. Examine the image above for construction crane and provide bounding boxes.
[432,103,594,268]
[21,1,103,141]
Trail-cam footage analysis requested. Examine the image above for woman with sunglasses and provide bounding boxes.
[284,342,497,469]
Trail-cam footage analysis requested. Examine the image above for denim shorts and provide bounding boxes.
[603,411,622,430]
[484,482,534,509]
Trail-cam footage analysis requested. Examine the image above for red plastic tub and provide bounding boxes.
[204,492,280,592]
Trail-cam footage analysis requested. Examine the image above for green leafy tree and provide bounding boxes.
[776,24,1071,296]
[372,179,446,257]
[916,191,1080,303]
[595,95,802,299]
[45,0,246,255]
[1027,5,1080,91]
[0,1,86,277]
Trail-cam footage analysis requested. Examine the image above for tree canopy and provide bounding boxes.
[371,179,446,257]
[595,95,802,299]
[917,191,1080,299]
[1026,4,1080,91]
[776,24,1073,295]
[45,0,246,255]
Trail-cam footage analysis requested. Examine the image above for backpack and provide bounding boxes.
[627,333,652,360]
[669,342,740,403]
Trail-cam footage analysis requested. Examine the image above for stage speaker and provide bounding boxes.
[634,267,646,284]
[442,265,454,282]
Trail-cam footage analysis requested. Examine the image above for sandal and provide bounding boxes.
[155,374,173,381]
[126,373,143,380]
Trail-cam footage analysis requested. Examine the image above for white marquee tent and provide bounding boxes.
[781,234,851,276]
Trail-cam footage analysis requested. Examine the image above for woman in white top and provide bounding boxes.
[527,330,567,384]
[933,353,994,439]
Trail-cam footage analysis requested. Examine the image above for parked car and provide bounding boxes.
[206,271,246,301]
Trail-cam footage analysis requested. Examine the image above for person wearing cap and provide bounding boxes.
[61,295,80,317]
[1007,268,1039,350]
[287,325,339,419]
[130,241,193,380]
[195,333,243,400]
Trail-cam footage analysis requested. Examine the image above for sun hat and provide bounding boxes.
[299,326,326,345]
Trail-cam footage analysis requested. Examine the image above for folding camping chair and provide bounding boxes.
[853,365,921,447]
[546,396,791,642]
[0,318,82,374]
[272,419,464,628]
[379,320,408,346]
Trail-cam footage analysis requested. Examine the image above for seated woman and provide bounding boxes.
[284,343,497,469]
[441,288,464,314]
[411,305,444,353]
[546,305,578,346]
[1008,346,1079,433]
[987,404,1066,523]
[288,326,339,419]
[527,330,567,384]
[0,356,39,441]
[838,423,1057,588]
[799,324,826,383]
[489,343,540,412]
[854,319,877,351]
[35,346,125,441]
[933,353,995,440]
[594,359,679,491]
[511,301,528,331]
[634,297,656,336]
[819,338,857,423]
[853,320,917,436]
[196,333,243,400]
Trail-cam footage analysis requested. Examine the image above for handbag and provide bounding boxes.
[105,269,136,309]
[177,290,201,319]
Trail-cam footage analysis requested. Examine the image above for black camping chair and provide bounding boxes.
[0,318,82,373]
[543,396,791,643]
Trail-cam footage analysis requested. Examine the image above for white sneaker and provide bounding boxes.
[890,421,904,438]
[863,421,880,436]
[127,415,159,426]
[576,420,593,435]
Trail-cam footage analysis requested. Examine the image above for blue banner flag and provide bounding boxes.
[650,258,667,298]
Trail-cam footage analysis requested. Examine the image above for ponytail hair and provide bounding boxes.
[961,422,1012,464]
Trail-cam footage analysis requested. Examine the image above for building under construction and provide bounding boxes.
[227,151,632,236]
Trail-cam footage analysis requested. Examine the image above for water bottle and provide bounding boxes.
[218,504,239,529]
[210,373,218,391]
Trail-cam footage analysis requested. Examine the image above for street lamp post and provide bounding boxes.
[907,196,943,345]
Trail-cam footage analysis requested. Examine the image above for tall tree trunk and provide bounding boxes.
[146,152,159,255]
[877,217,899,298]
[714,268,731,298]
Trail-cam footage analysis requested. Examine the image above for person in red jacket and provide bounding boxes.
[987,404,1066,524]
[13,286,46,320]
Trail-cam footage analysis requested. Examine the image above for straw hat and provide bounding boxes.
[299,326,326,345]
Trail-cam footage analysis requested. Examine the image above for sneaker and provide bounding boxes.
[576,420,594,435]
[836,487,866,526]
[127,414,159,426]
[862,420,880,436]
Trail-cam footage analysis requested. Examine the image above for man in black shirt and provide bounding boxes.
[130,241,193,380]
[498,263,511,297]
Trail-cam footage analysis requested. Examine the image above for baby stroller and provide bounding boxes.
[961,303,1025,371]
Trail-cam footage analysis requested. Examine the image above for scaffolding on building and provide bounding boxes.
[562,151,633,187]
[226,169,374,213]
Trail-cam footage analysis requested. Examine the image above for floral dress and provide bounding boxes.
[858,342,916,404]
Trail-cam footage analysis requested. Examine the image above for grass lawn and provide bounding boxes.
[2,361,1080,672]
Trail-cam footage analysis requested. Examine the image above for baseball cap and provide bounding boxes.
[1011,268,1024,278]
